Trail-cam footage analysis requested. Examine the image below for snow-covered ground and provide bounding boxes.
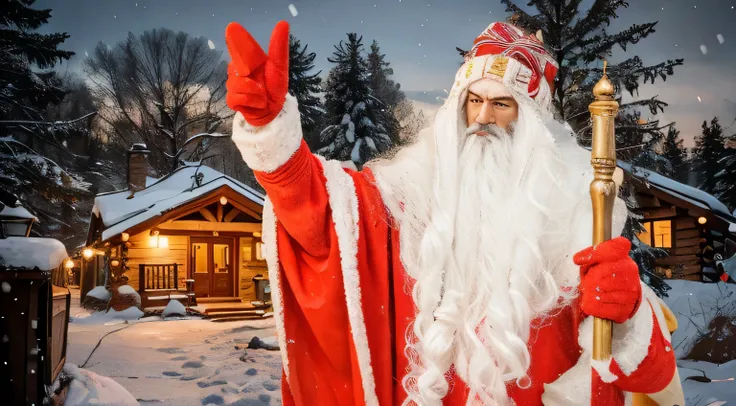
[65,289,281,406]
[663,280,736,405]
[63,280,736,405]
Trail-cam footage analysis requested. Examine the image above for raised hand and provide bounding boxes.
[225,21,290,126]
[573,236,642,324]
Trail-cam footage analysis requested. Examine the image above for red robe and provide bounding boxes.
[234,95,678,406]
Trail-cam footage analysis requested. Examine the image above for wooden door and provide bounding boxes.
[211,238,234,297]
[190,237,234,297]
[191,238,210,297]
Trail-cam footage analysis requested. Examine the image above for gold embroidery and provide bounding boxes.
[465,61,474,79]
[488,56,508,78]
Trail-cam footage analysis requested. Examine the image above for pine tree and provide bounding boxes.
[715,137,736,211]
[0,0,96,248]
[693,117,727,195]
[494,0,682,163]
[659,126,689,183]
[318,33,391,168]
[288,34,324,151]
[366,40,405,146]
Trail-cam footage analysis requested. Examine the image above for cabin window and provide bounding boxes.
[192,243,208,273]
[638,220,672,249]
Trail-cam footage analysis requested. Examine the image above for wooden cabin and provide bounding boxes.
[619,161,736,281]
[83,145,268,308]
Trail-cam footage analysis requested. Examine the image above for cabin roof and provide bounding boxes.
[618,161,736,232]
[91,164,265,242]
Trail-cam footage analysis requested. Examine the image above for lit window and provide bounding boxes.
[637,220,672,248]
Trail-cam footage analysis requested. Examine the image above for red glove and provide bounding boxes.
[225,21,289,126]
[573,237,642,324]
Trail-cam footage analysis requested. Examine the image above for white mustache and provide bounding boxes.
[465,122,507,136]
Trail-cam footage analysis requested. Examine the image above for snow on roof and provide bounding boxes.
[93,165,265,242]
[730,223,736,233]
[0,204,37,221]
[0,237,68,270]
[618,161,733,220]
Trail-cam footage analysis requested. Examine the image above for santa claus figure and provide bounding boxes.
[225,20,684,406]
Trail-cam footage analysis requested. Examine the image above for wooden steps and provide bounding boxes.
[196,297,243,304]
[200,300,273,322]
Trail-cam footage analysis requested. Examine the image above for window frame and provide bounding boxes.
[638,218,675,251]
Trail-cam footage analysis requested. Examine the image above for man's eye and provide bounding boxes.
[471,99,483,103]
[494,102,509,108]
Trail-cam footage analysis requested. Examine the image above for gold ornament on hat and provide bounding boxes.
[487,56,509,78]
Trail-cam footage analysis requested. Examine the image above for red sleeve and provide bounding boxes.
[254,141,334,260]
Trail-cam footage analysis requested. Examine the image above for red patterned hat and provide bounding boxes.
[451,22,559,111]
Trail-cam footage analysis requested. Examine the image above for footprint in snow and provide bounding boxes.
[201,394,224,405]
[171,356,187,361]
[245,368,258,376]
[197,380,227,388]
[157,347,185,354]
[162,371,182,377]
[262,382,279,392]
[182,361,204,368]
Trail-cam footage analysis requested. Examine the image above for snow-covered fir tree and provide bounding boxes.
[288,34,324,151]
[659,126,690,184]
[715,136,736,211]
[693,117,727,195]
[0,0,99,247]
[367,40,405,146]
[318,33,392,168]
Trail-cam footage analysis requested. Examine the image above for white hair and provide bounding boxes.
[367,87,594,404]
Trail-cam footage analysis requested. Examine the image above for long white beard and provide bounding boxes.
[368,102,586,405]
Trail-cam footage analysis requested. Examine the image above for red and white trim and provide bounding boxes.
[318,156,380,406]
[543,283,675,405]
[261,199,290,379]
[231,94,303,173]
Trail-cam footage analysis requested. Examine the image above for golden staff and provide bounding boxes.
[588,60,618,391]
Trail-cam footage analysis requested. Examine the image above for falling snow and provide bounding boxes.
[207,40,215,50]
[289,4,298,17]
[698,96,702,103]
[717,34,725,44]
[700,44,708,54]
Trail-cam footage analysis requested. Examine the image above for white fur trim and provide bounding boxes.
[467,78,513,99]
[541,356,591,405]
[231,94,303,173]
[611,282,656,375]
[318,157,380,406]
[576,284,658,376]
[261,198,290,380]
[591,358,618,383]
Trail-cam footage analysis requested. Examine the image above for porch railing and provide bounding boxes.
[139,263,179,291]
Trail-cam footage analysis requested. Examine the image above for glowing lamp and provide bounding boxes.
[149,235,169,248]
[121,232,130,242]
[64,259,75,269]
[220,196,228,205]
[698,216,707,225]
[110,259,120,267]
[82,248,94,259]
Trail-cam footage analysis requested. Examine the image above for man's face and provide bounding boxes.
[464,91,519,135]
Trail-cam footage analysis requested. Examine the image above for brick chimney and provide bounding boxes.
[127,143,150,196]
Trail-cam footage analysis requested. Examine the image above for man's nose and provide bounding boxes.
[476,101,495,124]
